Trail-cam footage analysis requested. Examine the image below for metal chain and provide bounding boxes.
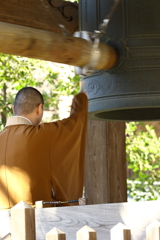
[91,0,122,40]
[40,0,121,37]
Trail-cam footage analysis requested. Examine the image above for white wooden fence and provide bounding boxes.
[0,200,160,240]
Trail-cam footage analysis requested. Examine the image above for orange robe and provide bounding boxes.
[0,93,88,209]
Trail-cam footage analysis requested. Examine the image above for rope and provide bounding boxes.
[43,199,79,205]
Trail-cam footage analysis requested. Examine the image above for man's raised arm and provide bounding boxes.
[70,92,88,123]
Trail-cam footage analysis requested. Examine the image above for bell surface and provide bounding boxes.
[80,0,160,121]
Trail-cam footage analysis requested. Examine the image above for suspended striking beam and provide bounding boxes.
[0,21,118,70]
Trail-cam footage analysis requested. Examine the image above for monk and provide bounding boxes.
[0,87,88,209]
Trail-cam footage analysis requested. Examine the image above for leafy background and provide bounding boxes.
[126,122,160,201]
[0,53,160,202]
[0,53,80,128]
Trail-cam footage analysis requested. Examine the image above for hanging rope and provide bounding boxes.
[43,199,79,205]
[35,198,86,208]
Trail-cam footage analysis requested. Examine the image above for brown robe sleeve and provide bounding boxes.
[49,93,88,204]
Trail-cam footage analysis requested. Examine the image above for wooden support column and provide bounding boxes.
[85,120,127,204]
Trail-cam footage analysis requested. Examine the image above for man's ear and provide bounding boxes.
[36,104,43,116]
[12,105,15,114]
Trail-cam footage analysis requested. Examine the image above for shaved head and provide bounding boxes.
[14,87,44,115]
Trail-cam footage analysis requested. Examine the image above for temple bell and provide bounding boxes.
[79,0,160,121]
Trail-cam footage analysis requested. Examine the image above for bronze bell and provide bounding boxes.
[80,0,160,121]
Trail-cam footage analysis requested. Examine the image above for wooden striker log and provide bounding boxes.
[0,21,118,70]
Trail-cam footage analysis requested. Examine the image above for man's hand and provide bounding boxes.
[80,79,86,93]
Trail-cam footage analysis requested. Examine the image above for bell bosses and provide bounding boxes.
[0,87,88,209]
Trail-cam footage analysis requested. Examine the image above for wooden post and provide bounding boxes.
[11,201,35,240]
[0,21,117,70]
[85,120,127,204]
[35,200,43,208]
[110,223,131,240]
[1,233,11,240]
[46,228,66,240]
[77,226,97,240]
[146,220,160,240]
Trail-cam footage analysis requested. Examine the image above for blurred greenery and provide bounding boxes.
[126,122,160,201]
[1,53,159,202]
[0,53,80,129]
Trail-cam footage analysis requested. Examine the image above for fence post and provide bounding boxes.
[11,201,36,240]
[1,233,11,240]
[46,227,66,240]
[146,220,160,240]
[110,223,131,240]
[77,225,97,240]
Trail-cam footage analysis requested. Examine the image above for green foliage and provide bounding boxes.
[0,53,80,128]
[42,66,79,115]
[0,53,44,89]
[126,122,160,201]
[1,53,160,203]
[0,53,47,128]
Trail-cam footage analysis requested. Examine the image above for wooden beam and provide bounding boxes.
[0,0,78,34]
[0,21,118,69]
[85,120,127,204]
